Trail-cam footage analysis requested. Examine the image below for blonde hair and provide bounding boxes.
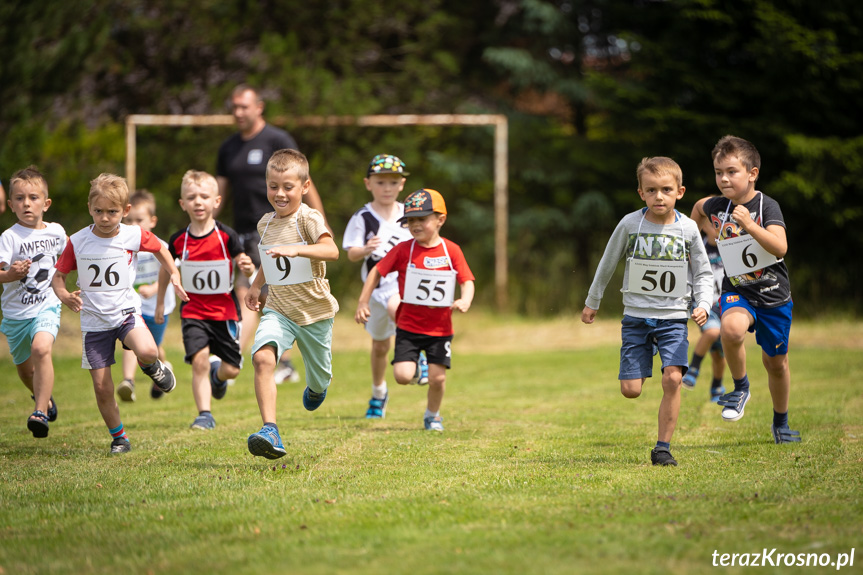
[130,189,156,216]
[712,135,761,178]
[9,166,49,198]
[636,157,683,189]
[180,170,218,197]
[89,173,129,207]
[266,148,310,183]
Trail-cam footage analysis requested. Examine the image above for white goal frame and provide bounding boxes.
[125,113,509,308]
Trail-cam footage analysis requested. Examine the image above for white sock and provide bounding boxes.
[372,383,388,399]
[424,409,439,420]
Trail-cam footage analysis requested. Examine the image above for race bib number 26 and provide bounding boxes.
[77,253,131,292]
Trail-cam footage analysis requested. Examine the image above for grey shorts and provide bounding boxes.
[618,315,689,380]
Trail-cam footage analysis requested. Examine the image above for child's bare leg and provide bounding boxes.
[122,327,159,365]
[620,378,645,399]
[371,338,390,388]
[217,361,241,381]
[720,308,752,380]
[121,348,137,381]
[658,366,683,443]
[425,364,446,413]
[763,352,790,413]
[29,331,55,414]
[253,345,278,423]
[393,361,417,385]
[16,359,35,394]
[189,347,212,413]
[90,367,121,429]
[386,293,399,322]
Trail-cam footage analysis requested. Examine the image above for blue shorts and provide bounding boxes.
[0,305,62,365]
[702,303,721,332]
[619,315,689,380]
[252,308,333,393]
[143,314,169,346]
[720,294,792,357]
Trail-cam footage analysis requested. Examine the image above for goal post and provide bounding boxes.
[126,113,509,309]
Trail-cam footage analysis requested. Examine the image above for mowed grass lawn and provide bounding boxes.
[1,312,861,575]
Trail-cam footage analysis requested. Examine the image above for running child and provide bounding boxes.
[355,188,475,432]
[52,173,188,454]
[0,167,66,438]
[582,157,714,466]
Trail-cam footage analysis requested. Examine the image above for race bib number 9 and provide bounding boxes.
[181,260,231,295]
[402,268,457,307]
[627,258,687,298]
[258,245,314,286]
[77,253,131,292]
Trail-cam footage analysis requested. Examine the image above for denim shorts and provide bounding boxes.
[1,305,62,365]
[720,294,792,357]
[619,315,689,380]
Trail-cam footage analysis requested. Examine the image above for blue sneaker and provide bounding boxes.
[771,424,801,444]
[190,412,216,430]
[423,414,444,431]
[366,392,389,419]
[682,367,698,390]
[247,425,286,459]
[209,356,228,400]
[718,389,750,421]
[710,385,725,403]
[418,351,429,385]
[303,387,327,411]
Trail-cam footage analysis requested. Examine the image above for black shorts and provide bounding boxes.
[392,328,452,369]
[181,318,243,368]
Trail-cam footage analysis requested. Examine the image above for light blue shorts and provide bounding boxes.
[702,303,722,332]
[252,308,334,393]
[1,305,62,365]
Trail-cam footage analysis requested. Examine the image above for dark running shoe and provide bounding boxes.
[303,387,327,411]
[771,424,802,444]
[190,412,216,430]
[110,437,131,455]
[247,425,286,459]
[718,389,750,421]
[27,410,50,438]
[650,446,678,466]
[141,360,176,394]
[209,356,228,400]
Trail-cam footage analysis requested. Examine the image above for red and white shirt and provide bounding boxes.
[55,223,164,332]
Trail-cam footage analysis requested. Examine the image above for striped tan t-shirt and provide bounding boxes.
[256,204,339,325]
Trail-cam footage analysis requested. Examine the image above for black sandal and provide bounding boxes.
[27,410,50,438]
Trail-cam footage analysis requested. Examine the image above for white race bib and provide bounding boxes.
[77,253,131,292]
[370,221,407,261]
[134,258,161,289]
[716,235,778,277]
[627,258,687,298]
[258,244,314,286]
[181,260,232,295]
[402,267,457,307]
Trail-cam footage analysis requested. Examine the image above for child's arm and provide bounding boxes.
[730,205,787,258]
[244,265,268,312]
[346,238,381,263]
[0,259,30,283]
[452,280,474,313]
[51,270,82,313]
[263,233,339,262]
[355,266,382,324]
[234,252,255,277]
[153,245,189,303]
[688,224,714,328]
[582,219,628,324]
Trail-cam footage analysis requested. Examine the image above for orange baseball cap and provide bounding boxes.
[398,188,447,222]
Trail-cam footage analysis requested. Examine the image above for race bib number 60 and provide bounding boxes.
[402,268,456,307]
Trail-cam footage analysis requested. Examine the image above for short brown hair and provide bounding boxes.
[9,166,49,198]
[130,189,156,216]
[180,170,218,197]
[232,84,262,104]
[712,135,761,176]
[89,173,129,207]
[636,156,683,189]
[266,148,310,183]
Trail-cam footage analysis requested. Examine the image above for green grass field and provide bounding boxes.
[1,313,861,574]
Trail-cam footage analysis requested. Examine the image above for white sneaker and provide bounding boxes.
[274,360,300,384]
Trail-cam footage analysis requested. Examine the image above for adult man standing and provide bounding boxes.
[216,84,325,383]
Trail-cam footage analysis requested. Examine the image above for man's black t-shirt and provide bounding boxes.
[216,124,298,234]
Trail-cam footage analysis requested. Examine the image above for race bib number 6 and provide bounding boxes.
[716,235,778,277]
[402,268,457,307]
[77,253,131,292]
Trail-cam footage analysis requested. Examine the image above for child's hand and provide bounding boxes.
[154,302,165,324]
[266,245,300,259]
[452,298,471,313]
[7,259,31,280]
[363,236,381,257]
[581,306,597,324]
[61,290,83,313]
[236,254,255,277]
[355,301,371,324]
[245,286,262,312]
[731,205,755,232]
[171,272,189,302]
[138,283,157,299]
[691,307,708,327]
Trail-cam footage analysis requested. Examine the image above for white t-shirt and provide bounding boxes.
[342,203,411,296]
[134,239,176,317]
[55,223,164,332]
[0,222,67,319]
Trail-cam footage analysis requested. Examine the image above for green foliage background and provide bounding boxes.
[1,0,861,315]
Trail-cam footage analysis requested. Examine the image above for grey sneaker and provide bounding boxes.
[190,412,216,430]
[110,437,131,454]
[771,424,801,444]
[651,446,678,466]
[274,359,300,384]
[141,360,176,394]
[423,414,444,431]
[117,379,136,402]
[209,356,228,400]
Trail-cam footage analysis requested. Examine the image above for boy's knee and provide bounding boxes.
[222,363,241,379]
[662,369,683,391]
[252,347,277,370]
[371,339,390,355]
[620,380,642,398]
